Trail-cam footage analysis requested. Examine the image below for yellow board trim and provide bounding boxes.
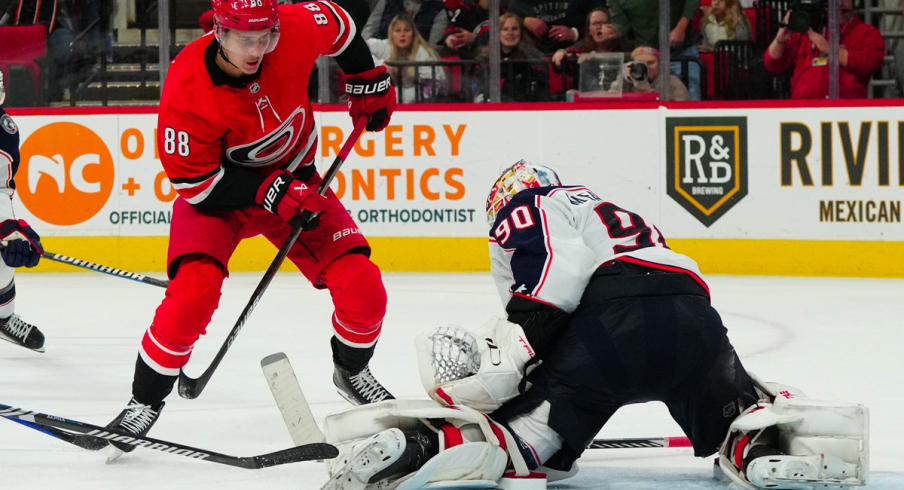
[26,236,904,278]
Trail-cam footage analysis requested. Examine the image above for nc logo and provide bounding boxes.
[18,122,115,226]
[29,154,103,194]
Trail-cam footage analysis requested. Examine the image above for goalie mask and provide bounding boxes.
[486,161,561,226]
[212,0,281,55]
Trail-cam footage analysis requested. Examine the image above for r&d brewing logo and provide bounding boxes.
[665,117,748,227]
[18,122,115,226]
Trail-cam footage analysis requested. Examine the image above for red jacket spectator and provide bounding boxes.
[763,16,884,99]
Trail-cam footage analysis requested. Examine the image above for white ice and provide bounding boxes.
[0,272,901,489]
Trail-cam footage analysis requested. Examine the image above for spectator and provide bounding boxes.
[764,0,884,99]
[896,2,904,96]
[367,15,446,102]
[439,0,495,58]
[1,0,80,102]
[698,0,751,53]
[362,0,448,45]
[475,13,548,101]
[608,0,702,99]
[552,8,629,67]
[508,0,601,53]
[609,45,690,100]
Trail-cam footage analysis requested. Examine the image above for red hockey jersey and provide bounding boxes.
[157,2,355,207]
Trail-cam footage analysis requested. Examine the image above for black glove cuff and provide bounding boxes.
[260,172,292,214]
[345,72,391,96]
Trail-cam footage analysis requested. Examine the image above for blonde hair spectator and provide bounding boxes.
[699,0,752,53]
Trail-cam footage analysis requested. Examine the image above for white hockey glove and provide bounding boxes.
[416,317,536,413]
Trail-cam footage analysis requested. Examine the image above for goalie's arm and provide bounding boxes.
[505,294,570,359]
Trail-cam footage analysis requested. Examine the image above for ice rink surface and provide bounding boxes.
[0,271,901,489]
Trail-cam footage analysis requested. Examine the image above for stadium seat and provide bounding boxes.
[0,24,47,106]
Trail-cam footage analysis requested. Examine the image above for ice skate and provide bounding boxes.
[105,397,164,463]
[746,453,862,489]
[322,428,406,490]
[334,364,395,405]
[0,315,44,353]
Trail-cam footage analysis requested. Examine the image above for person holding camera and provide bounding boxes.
[608,46,690,100]
[764,0,884,99]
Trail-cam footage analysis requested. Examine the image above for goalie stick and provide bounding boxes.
[261,352,325,445]
[259,353,693,453]
[178,118,368,400]
[0,403,338,469]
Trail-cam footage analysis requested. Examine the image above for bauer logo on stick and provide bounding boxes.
[665,117,748,227]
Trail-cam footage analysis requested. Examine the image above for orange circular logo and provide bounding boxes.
[18,122,115,226]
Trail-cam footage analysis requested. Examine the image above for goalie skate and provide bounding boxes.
[322,428,406,490]
[746,453,864,489]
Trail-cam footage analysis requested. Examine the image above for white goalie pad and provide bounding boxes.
[415,317,535,413]
[718,382,869,490]
[323,400,532,490]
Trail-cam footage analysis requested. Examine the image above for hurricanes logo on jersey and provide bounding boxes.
[226,106,307,167]
[18,122,115,225]
[665,117,748,227]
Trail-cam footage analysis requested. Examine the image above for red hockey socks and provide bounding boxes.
[321,253,386,348]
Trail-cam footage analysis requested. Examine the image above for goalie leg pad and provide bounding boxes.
[719,383,869,490]
[323,428,407,490]
[745,453,861,489]
[395,442,507,490]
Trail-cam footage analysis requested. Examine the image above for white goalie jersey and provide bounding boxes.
[489,186,707,312]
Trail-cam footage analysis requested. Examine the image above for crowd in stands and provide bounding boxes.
[1,0,109,103]
[0,0,895,106]
[345,0,888,103]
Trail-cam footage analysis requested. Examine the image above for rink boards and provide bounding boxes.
[7,101,904,277]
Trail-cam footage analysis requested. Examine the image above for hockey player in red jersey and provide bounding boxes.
[105,0,397,462]
[316,162,869,490]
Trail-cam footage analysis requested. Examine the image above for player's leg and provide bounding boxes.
[0,263,44,352]
[0,198,43,353]
[271,176,393,405]
[107,198,240,461]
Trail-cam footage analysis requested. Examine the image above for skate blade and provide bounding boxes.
[0,331,45,353]
[106,446,126,464]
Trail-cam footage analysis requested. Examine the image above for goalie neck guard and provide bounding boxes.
[486,161,561,226]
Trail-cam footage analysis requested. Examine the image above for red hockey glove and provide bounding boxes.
[346,65,396,132]
[0,219,44,268]
[256,171,329,229]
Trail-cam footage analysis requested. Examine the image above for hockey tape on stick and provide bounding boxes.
[0,403,338,468]
[177,118,369,400]
[261,352,325,445]
[586,436,692,449]
[42,251,169,288]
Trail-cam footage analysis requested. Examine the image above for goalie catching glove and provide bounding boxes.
[345,66,396,132]
[416,317,536,412]
[256,171,329,230]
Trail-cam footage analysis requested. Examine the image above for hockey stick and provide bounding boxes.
[261,352,325,445]
[42,251,169,288]
[178,119,369,400]
[587,436,692,449]
[259,351,694,452]
[0,403,338,469]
